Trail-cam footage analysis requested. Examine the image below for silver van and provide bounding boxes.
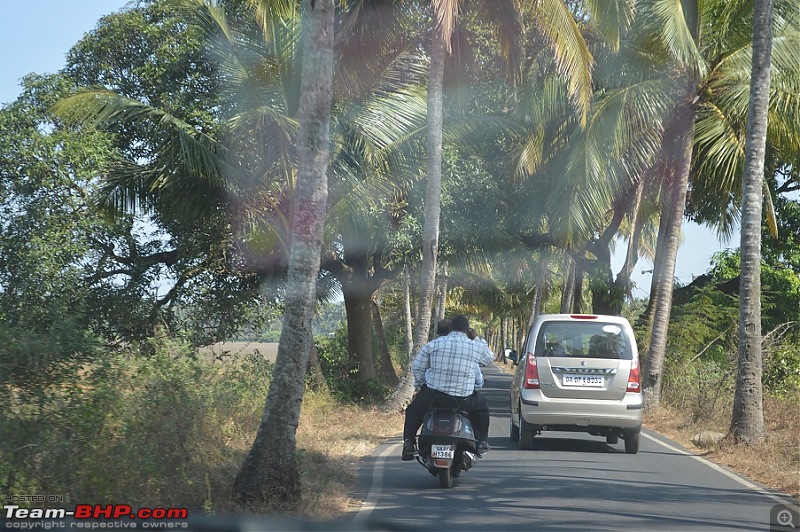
[510,314,643,453]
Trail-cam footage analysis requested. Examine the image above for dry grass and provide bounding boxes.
[294,391,404,519]
[645,395,800,499]
[198,341,279,362]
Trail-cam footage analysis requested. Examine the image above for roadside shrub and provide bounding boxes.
[764,344,800,395]
[0,339,274,511]
[315,327,390,403]
[662,357,736,424]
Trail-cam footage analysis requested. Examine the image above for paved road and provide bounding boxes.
[349,365,799,531]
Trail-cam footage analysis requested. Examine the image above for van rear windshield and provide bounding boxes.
[534,321,632,360]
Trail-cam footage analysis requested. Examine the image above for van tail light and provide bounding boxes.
[627,358,641,392]
[523,352,540,389]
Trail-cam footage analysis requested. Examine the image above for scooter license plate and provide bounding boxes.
[431,444,454,459]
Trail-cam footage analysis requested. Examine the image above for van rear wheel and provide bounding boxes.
[624,432,640,454]
[510,409,520,442]
[518,408,535,450]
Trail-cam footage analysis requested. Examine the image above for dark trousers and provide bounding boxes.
[403,385,490,442]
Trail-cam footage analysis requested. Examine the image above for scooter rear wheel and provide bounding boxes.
[438,467,453,488]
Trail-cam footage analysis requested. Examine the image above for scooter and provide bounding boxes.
[416,395,480,488]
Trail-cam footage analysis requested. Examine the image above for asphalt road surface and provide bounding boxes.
[348,365,799,532]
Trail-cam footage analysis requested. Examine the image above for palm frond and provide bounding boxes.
[528,0,594,125]
[693,101,745,195]
[53,89,234,220]
[432,0,461,52]
[584,0,636,52]
[247,0,299,42]
[335,0,419,97]
[473,0,525,82]
[651,0,706,74]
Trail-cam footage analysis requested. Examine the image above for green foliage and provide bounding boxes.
[709,249,800,331]
[0,315,100,388]
[668,286,738,366]
[660,255,800,413]
[764,344,800,396]
[313,302,346,336]
[314,327,389,403]
[0,339,274,509]
[662,357,736,423]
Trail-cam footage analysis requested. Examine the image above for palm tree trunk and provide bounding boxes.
[642,195,670,334]
[233,0,334,506]
[528,256,548,326]
[730,0,773,443]
[414,18,447,354]
[527,284,539,329]
[500,317,509,361]
[434,263,448,323]
[403,267,414,362]
[306,344,329,392]
[643,96,695,409]
[383,13,448,413]
[560,257,576,314]
[614,176,645,302]
[572,266,584,314]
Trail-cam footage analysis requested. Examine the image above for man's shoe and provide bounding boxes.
[477,440,490,455]
[401,439,417,461]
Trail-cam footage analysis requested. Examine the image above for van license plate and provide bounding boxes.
[431,445,454,459]
[563,375,603,387]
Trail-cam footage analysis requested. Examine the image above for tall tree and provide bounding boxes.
[641,0,800,407]
[730,0,775,444]
[414,0,453,358]
[384,0,608,412]
[232,0,334,505]
[382,0,457,413]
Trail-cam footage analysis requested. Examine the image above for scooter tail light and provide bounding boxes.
[523,352,540,389]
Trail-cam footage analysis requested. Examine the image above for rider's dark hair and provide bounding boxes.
[451,315,469,333]
[436,318,452,337]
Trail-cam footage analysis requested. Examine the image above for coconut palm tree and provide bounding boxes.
[638,0,800,408]
[55,0,427,503]
[58,0,431,386]
[384,0,635,412]
[729,0,775,444]
[231,0,334,505]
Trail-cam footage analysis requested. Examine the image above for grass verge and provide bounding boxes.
[645,395,800,499]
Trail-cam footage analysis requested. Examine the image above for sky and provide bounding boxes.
[0,1,734,297]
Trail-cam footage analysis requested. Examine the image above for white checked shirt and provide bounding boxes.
[413,331,495,397]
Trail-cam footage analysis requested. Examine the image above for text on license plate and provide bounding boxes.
[563,374,604,387]
[431,445,454,459]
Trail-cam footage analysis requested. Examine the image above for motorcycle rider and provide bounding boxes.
[467,327,494,365]
[428,319,485,389]
[402,315,494,461]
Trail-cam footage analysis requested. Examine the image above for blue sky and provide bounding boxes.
[0,1,732,295]
[1,1,132,105]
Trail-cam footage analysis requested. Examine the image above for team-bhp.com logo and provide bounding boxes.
[4,504,188,528]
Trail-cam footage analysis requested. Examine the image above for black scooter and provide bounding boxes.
[416,395,480,488]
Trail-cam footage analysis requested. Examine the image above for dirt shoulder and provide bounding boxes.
[644,399,800,500]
